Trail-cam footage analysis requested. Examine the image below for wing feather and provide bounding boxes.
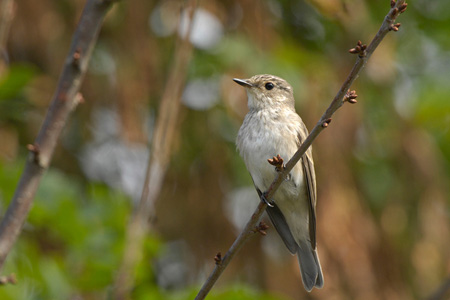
[298,123,317,249]
[254,187,299,254]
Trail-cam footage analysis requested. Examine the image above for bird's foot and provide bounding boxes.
[267,154,285,172]
[261,191,274,207]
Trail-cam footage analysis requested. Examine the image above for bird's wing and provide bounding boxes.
[298,123,317,250]
[254,187,299,254]
[302,152,317,249]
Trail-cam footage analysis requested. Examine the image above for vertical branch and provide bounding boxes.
[0,0,15,75]
[0,0,14,50]
[0,0,116,271]
[112,1,197,299]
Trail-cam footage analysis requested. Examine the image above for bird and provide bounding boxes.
[234,74,323,292]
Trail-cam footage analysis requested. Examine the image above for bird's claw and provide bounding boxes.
[261,192,274,207]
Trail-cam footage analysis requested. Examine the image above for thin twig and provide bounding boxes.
[112,1,197,299]
[194,1,407,299]
[0,0,116,271]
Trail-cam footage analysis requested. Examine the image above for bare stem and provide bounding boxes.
[194,1,407,299]
[0,0,115,271]
[112,1,197,299]
[0,0,14,51]
[0,0,15,75]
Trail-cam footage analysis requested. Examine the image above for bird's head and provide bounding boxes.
[233,74,295,111]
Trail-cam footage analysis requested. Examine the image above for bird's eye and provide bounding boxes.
[265,82,274,90]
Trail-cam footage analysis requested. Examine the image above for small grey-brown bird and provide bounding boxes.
[234,74,323,292]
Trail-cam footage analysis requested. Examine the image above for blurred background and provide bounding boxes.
[0,0,449,299]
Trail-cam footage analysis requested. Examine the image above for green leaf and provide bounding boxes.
[0,64,37,101]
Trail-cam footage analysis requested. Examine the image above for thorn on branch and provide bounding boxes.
[344,90,358,104]
[214,252,222,265]
[391,7,399,17]
[253,221,269,236]
[0,273,17,285]
[267,154,285,172]
[75,92,85,104]
[349,40,367,57]
[399,3,408,13]
[322,118,332,128]
[27,143,41,165]
[389,23,401,31]
[72,48,81,69]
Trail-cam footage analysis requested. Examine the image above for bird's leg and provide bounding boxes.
[267,154,285,172]
[261,191,274,207]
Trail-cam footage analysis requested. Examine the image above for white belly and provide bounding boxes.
[237,114,304,196]
[236,110,310,241]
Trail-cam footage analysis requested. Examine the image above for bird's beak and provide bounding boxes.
[233,78,253,88]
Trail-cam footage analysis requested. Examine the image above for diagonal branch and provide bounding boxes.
[194,1,408,299]
[0,0,116,272]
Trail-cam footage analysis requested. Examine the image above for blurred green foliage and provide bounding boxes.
[0,64,35,122]
[0,161,131,299]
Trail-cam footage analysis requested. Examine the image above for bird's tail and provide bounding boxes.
[297,240,324,292]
